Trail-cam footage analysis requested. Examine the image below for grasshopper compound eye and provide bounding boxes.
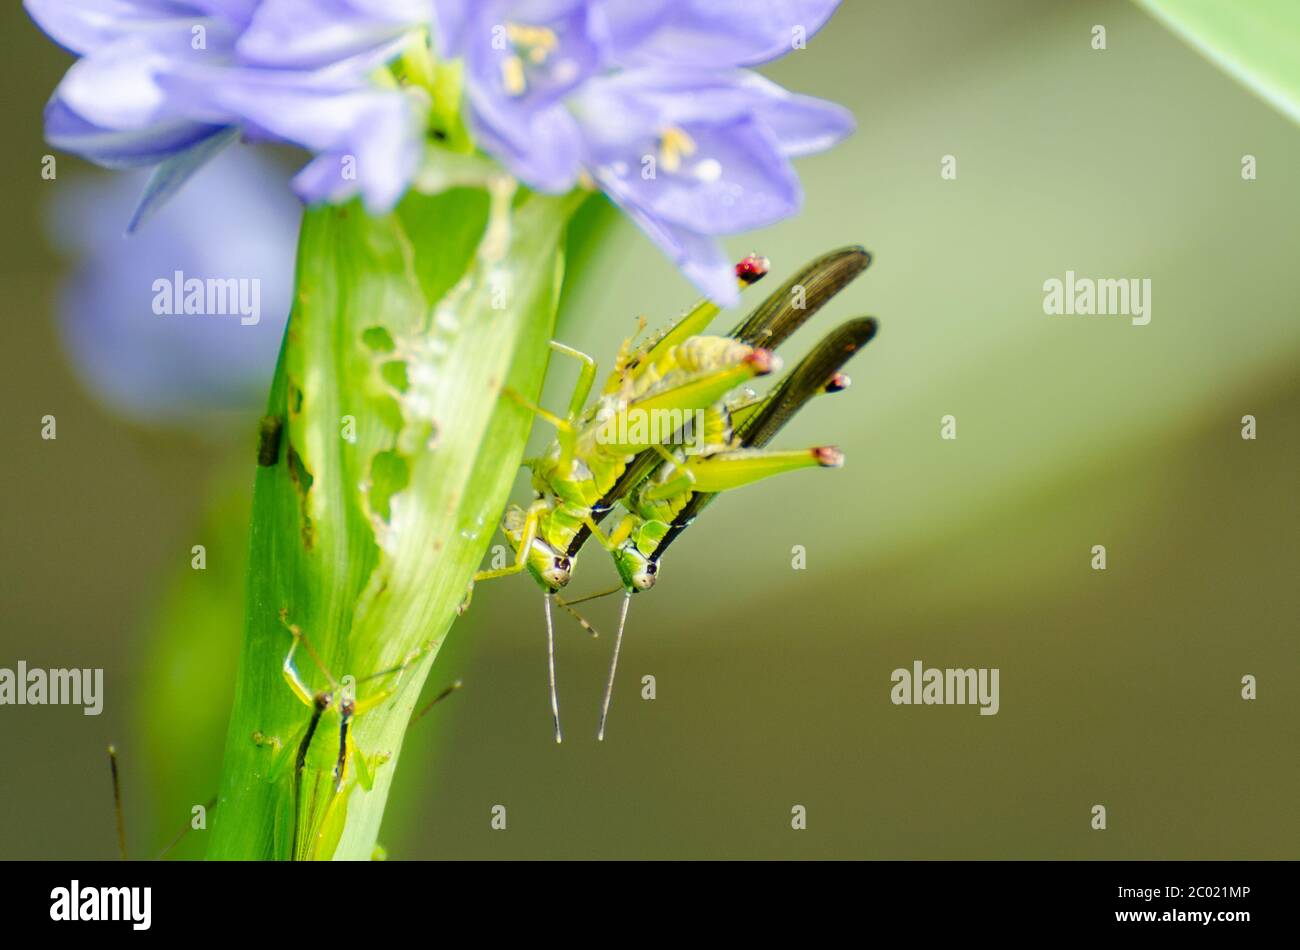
[541,554,572,590]
[631,560,658,592]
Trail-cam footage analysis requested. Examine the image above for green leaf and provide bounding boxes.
[207,182,582,860]
[1137,0,1300,124]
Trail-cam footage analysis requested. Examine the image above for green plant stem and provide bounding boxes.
[207,182,583,860]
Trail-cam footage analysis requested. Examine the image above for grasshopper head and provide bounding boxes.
[503,504,573,592]
[613,543,658,593]
[528,537,573,592]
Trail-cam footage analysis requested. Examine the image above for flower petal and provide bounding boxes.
[445,0,603,194]
[604,0,841,67]
[591,115,801,234]
[24,0,197,56]
[431,0,471,56]
[579,67,852,147]
[460,0,604,113]
[236,0,424,69]
[57,24,237,130]
[128,125,239,232]
[44,93,229,168]
[728,72,855,157]
[618,200,739,305]
[187,0,259,28]
[468,96,582,193]
[224,86,420,212]
[292,151,356,204]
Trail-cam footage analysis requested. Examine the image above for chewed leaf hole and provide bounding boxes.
[257,414,283,467]
[381,360,410,393]
[362,326,396,353]
[286,443,315,549]
[369,449,411,523]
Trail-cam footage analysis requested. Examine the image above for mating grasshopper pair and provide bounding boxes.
[469,246,879,742]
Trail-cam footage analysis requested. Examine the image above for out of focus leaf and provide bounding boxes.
[137,472,247,859]
[1137,0,1300,124]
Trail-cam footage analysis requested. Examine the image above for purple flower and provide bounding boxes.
[26,0,421,221]
[28,0,852,303]
[236,0,431,69]
[48,147,298,425]
[430,1,849,301]
[439,1,606,193]
[571,68,851,303]
[600,1,842,68]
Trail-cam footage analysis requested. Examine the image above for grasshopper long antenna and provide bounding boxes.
[558,584,624,608]
[544,594,563,744]
[597,592,632,742]
[107,745,127,860]
[158,795,218,860]
[412,680,463,725]
[279,608,338,691]
[556,583,625,638]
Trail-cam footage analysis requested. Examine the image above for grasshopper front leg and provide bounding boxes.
[580,511,635,552]
[501,340,599,471]
[549,340,598,420]
[460,501,546,615]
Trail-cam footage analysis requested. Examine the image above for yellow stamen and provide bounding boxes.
[659,127,698,175]
[500,55,526,96]
[499,24,559,96]
[506,23,558,57]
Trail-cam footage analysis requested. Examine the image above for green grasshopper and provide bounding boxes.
[592,316,879,738]
[613,319,880,588]
[545,246,877,739]
[475,247,873,742]
[566,246,874,559]
[252,612,451,860]
[466,255,779,742]
[105,638,457,862]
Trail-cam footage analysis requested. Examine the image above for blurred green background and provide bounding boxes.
[2,0,1296,859]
